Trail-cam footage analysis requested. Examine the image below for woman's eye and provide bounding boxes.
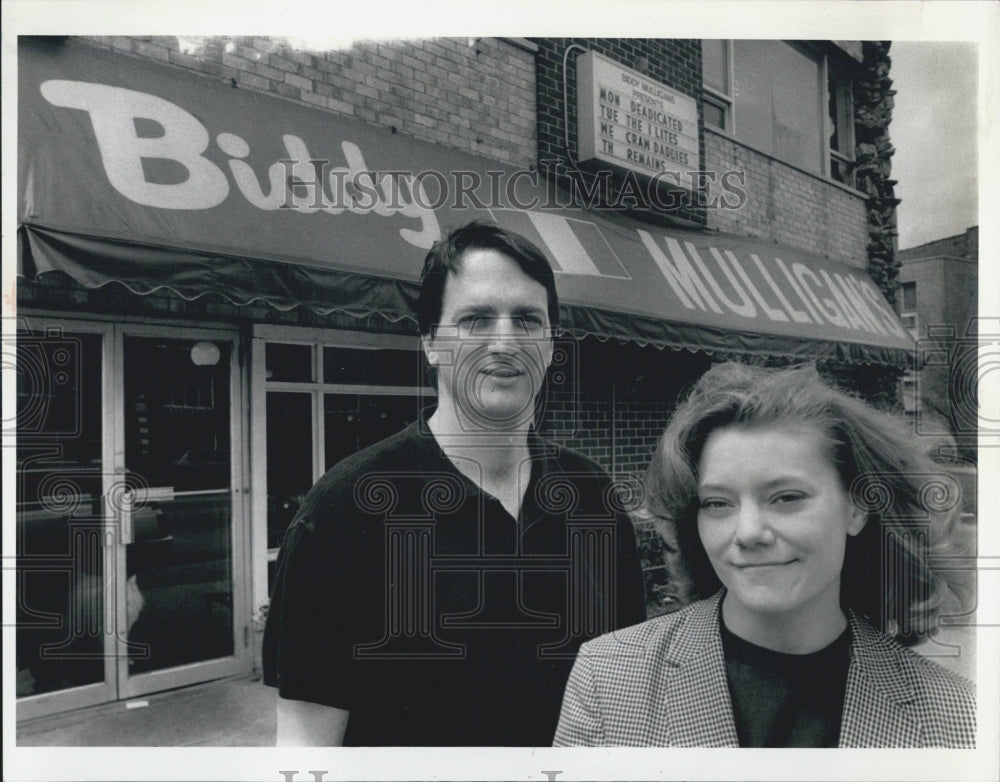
[699,498,732,512]
[772,492,806,506]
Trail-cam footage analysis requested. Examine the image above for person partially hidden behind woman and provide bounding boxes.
[555,362,975,748]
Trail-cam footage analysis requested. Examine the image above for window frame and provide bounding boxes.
[701,39,734,133]
[898,281,919,333]
[702,39,858,186]
[250,325,433,609]
[824,53,857,186]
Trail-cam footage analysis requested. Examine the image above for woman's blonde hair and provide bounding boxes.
[646,361,970,644]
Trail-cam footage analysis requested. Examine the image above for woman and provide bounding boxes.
[554,362,975,747]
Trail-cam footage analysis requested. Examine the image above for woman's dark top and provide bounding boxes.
[721,618,851,747]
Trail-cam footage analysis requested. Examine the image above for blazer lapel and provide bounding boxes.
[839,611,922,747]
[663,592,740,747]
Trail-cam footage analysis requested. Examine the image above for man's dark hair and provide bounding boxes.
[417,220,560,336]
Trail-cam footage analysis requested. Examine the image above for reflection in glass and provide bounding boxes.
[266,392,313,549]
[125,493,234,674]
[324,393,424,470]
[16,331,105,697]
[323,346,424,386]
[266,342,313,383]
[123,337,234,675]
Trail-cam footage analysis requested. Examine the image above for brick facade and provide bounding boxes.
[704,129,869,267]
[81,35,537,167]
[532,38,706,226]
[531,37,871,270]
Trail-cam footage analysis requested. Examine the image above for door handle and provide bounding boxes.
[120,488,134,545]
[120,486,175,545]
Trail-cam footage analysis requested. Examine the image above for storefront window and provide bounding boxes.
[324,393,424,470]
[260,334,430,588]
[323,346,424,386]
[265,342,313,383]
[266,392,313,548]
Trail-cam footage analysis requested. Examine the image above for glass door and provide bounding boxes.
[15,322,117,719]
[115,329,247,698]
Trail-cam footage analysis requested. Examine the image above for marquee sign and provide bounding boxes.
[576,51,700,183]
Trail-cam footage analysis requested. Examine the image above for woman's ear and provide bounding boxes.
[846,503,868,537]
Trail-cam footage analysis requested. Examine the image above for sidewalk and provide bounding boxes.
[16,627,975,748]
[16,675,276,747]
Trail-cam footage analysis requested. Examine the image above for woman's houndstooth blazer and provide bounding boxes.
[554,591,975,747]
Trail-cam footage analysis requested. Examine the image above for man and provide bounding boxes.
[263,220,646,745]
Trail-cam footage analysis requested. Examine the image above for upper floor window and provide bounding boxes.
[701,39,731,132]
[702,40,856,185]
[827,63,855,185]
[898,281,918,332]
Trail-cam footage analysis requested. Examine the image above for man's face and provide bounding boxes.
[423,249,554,430]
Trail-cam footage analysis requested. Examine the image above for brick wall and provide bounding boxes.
[541,391,615,470]
[540,394,675,477]
[705,129,869,267]
[532,38,705,226]
[613,400,676,476]
[539,394,674,478]
[80,35,537,167]
[540,388,680,617]
[537,338,707,476]
[898,226,979,263]
[532,38,870,267]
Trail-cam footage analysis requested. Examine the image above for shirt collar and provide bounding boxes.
[409,406,563,517]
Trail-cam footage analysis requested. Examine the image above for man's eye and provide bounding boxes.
[772,492,806,506]
[459,316,487,330]
[515,315,545,331]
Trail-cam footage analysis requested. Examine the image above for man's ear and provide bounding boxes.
[542,335,555,373]
[421,334,440,367]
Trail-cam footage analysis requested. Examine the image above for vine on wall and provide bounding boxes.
[852,41,905,404]
[854,41,901,306]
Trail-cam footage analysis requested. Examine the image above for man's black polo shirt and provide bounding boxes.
[262,412,647,745]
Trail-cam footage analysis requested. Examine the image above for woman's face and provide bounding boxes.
[696,422,867,641]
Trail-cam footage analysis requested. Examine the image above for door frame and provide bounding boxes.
[15,314,251,719]
[112,322,249,700]
[15,317,117,721]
